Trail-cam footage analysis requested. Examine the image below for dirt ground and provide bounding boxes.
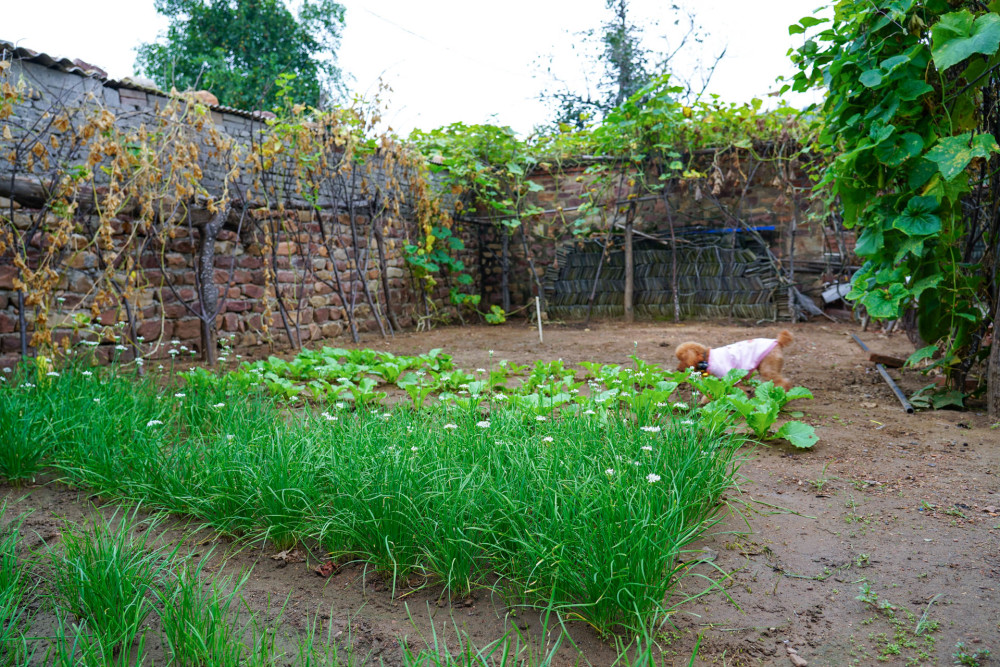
[4,319,999,666]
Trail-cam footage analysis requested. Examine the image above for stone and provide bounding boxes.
[173,318,201,341]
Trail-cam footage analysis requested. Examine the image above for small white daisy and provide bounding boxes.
[411,446,419,453]
[641,445,653,452]
[476,368,486,373]
[320,412,338,422]
[673,402,689,410]
[476,420,490,428]
[1,367,10,373]
[174,393,186,398]
[146,419,163,427]
[114,345,128,351]
[605,468,615,476]
[93,398,100,403]
[82,370,93,376]
[646,473,661,484]
[226,434,235,440]
[444,423,458,430]
[168,349,179,357]
[46,371,60,377]
[535,415,547,422]
[542,436,554,443]
[212,402,225,408]
[640,426,661,433]
[583,409,596,415]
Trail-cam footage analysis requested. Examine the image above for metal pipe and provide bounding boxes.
[851,334,915,414]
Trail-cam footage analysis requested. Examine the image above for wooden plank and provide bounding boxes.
[869,352,906,368]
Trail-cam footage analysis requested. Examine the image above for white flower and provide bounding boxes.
[174,393,185,398]
[168,349,179,357]
[382,413,392,420]
[336,402,345,409]
[20,383,35,388]
[605,468,615,476]
[46,371,60,377]
[81,370,93,377]
[411,446,419,453]
[81,340,100,347]
[641,445,653,452]
[146,420,163,427]
[680,419,695,425]
[535,415,547,422]
[476,420,490,428]
[213,402,225,408]
[1,367,10,373]
[633,460,640,466]
[226,434,235,440]
[583,409,596,415]
[495,394,508,401]
[444,423,458,430]
[542,436,554,443]
[170,339,180,346]
[0,377,5,383]
[640,426,661,433]
[476,368,486,373]
[114,345,128,352]
[673,402,689,410]
[93,398,100,403]
[157,365,164,370]
[180,346,189,352]
[136,336,145,342]
[320,412,338,422]
[135,359,144,366]
[646,473,661,484]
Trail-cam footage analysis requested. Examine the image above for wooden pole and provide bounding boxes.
[536,296,544,344]
[623,218,634,323]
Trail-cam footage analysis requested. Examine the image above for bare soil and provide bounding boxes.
[4,320,999,666]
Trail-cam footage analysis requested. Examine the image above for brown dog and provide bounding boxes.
[675,330,794,390]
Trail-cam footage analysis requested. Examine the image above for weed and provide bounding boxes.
[953,642,991,666]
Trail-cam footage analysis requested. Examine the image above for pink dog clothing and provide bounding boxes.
[706,338,779,378]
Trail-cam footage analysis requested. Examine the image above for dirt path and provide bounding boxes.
[4,320,999,665]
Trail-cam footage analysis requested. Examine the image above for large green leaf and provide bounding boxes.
[853,226,884,256]
[774,421,818,449]
[892,196,941,236]
[931,11,1000,71]
[924,132,999,180]
[860,69,884,87]
[864,283,909,319]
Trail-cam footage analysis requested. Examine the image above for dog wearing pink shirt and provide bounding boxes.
[675,330,794,390]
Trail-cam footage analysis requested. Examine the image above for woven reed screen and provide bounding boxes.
[543,234,781,321]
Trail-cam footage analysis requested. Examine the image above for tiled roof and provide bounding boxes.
[0,39,260,119]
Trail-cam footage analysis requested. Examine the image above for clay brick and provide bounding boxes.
[226,301,250,313]
[0,313,15,334]
[0,265,16,290]
[242,284,265,299]
[221,313,240,331]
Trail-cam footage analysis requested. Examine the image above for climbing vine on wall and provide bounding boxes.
[791,0,1000,396]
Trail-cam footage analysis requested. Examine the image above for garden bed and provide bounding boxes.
[2,320,999,665]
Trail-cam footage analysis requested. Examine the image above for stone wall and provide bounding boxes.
[0,49,436,367]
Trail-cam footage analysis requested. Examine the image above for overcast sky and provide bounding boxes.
[4,1,826,135]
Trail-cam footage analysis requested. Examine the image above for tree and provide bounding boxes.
[538,0,720,128]
[136,0,346,110]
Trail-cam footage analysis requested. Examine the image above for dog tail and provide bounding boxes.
[776,329,794,348]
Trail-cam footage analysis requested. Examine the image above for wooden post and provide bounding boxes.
[536,296,544,344]
[623,218,634,323]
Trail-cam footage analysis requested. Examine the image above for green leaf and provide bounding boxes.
[860,69,884,87]
[925,132,999,180]
[774,421,818,449]
[897,79,934,101]
[864,283,909,319]
[931,389,965,409]
[909,273,942,300]
[905,345,939,367]
[785,387,814,401]
[892,196,941,236]
[894,237,925,263]
[931,11,1000,71]
[853,226,884,257]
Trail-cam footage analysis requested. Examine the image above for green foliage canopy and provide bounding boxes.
[135,0,346,110]
[791,0,1000,371]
